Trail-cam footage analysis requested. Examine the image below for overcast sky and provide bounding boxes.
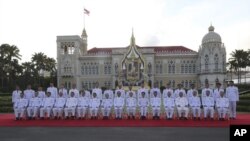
[0,0,250,62]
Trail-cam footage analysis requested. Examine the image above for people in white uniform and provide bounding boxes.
[14,93,28,120]
[115,85,125,98]
[138,92,149,120]
[89,93,101,119]
[163,83,174,99]
[24,84,35,100]
[189,90,201,120]
[125,85,136,99]
[77,90,90,119]
[103,86,114,100]
[12,85,21,106]
[47,83,58,98]
[216,91,229,121]
[226,81,239,120]
[150,91,161,120]
[64,92,78,119]
[187,84,197,103]
[201,83,213,98]
[40,92,55,119]
[101,93,113,120]
[126,91,137,120]
[202,90,215,120]
[175,92,189,120]
[27,92,42,120]
[92,82,102,101]
[213,82,224,101]
[174,84,186,98]
[69,84,79,98]
[114,91,125,119]
[150,82,161,98]
[137,83,149,99]
[163,91,175,120]
[58,84,68,98]
[37,86,46,99]
[52,92,66,119]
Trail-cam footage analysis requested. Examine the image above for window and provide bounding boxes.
[168,60,175,74]
[205,55,209,71]
[185,64,188,73]
[193,64,196,73]
[214,54,219,71]
[181,64,184,73]
[159,64,162,74]
[189,64,192,73]
[108,64,111,74]
[156,64,159,74]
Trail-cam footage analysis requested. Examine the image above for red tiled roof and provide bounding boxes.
[87,46,197,54]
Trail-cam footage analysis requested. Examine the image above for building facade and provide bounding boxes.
[56,25,226,90]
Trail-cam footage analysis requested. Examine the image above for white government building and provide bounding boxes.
[56,25,226,90]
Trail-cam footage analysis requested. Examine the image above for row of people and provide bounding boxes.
[14,88,230,121]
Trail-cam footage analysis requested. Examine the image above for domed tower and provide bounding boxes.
[197,25,227,88]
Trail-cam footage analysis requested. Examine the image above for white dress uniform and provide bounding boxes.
[103,90,114,100]
[125,90,136,99]
[52,97,66,117]
[226,86,239,118]
[150,96,161,117]
[101,98,113,117]
[213,88,224,101]
[175,97,189,118]
[115,89,126,98]
[77,96,90,118]
[189,96,201,118]
[58,88,68,98]
[138,97,149,117]
[40,97,55,118]
[126,96,137,117]
[89,97,101,117]
[216,96,229,119]
[187,89,198,103]
[37,90,46,99]
[162,88,174,98]
[12,90,21,104]
[137,88,149,99]
[201,88,213,97]
[114,97,125,118]
[24,89,35,100]
[47,86,58,98]
[84,90,91,99]
[202,96,215,119]
[92,88,102,100]
[27,97,42,118]
[174,89,187,98]
[64,97,78,117]
[163,96,175,119]
[14,98,28,119]
[150,88,161,98]
[69,88,79,98]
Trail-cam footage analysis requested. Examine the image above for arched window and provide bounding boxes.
[205,55,209,71]
[108,64,111,74]
[104,65,107,74]
[185,64,188,73]
[181,64,184,73]
[189,64,192,73]
[81,66,84,75]
[85,66,88,75]
[96,66,99,74]
[214,54,219,71]
[148,63,152,74]
[193,64,196,73]
[156,64,159,74]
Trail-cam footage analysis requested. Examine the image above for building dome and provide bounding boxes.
[202,25,221,44]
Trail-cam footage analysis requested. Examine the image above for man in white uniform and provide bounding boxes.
[40,92,55,119]
[114,91,125,119]
[175,92,189,120]
[151,91,161,120]
[137,83,149,99]
[52,92,66,119]
[125,85,136,99]
[202,90,215,120]
[126,91,137,120]
[37,86,46,98]
[226,81,239,120]
[202,83,213,97]
[14,93,28,120]
[89,93,100,119]
[189,91,201,120]
[101,94,113,120]
[69,83,79,98]
[216,91,229,121]
[47,83,58,98]
[163,91,175,120]
[12,85,22,107]
[187,84,197,103]
[27,92,42,120]
[64,92,78,119]
[138,92,149,120]
[150,82,161,98]
[213,82,224,101]
[115,84,125,98]
[163,83,174,99]
[24,84,35,101]
[58,84,68,98]
[174,84,186,98]
[103,86,114,100]
[77,91,90,119]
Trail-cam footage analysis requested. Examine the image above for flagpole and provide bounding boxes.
[83,7,85,28]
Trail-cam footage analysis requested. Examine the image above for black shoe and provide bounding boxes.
[132,116,135,120]
[204,118,207,120]
[66,116,69,120]
[128,116,131,120]
[15,117,19,121]
[184,117,188,120]
[193,117,196,120]
[210,118,214,121]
